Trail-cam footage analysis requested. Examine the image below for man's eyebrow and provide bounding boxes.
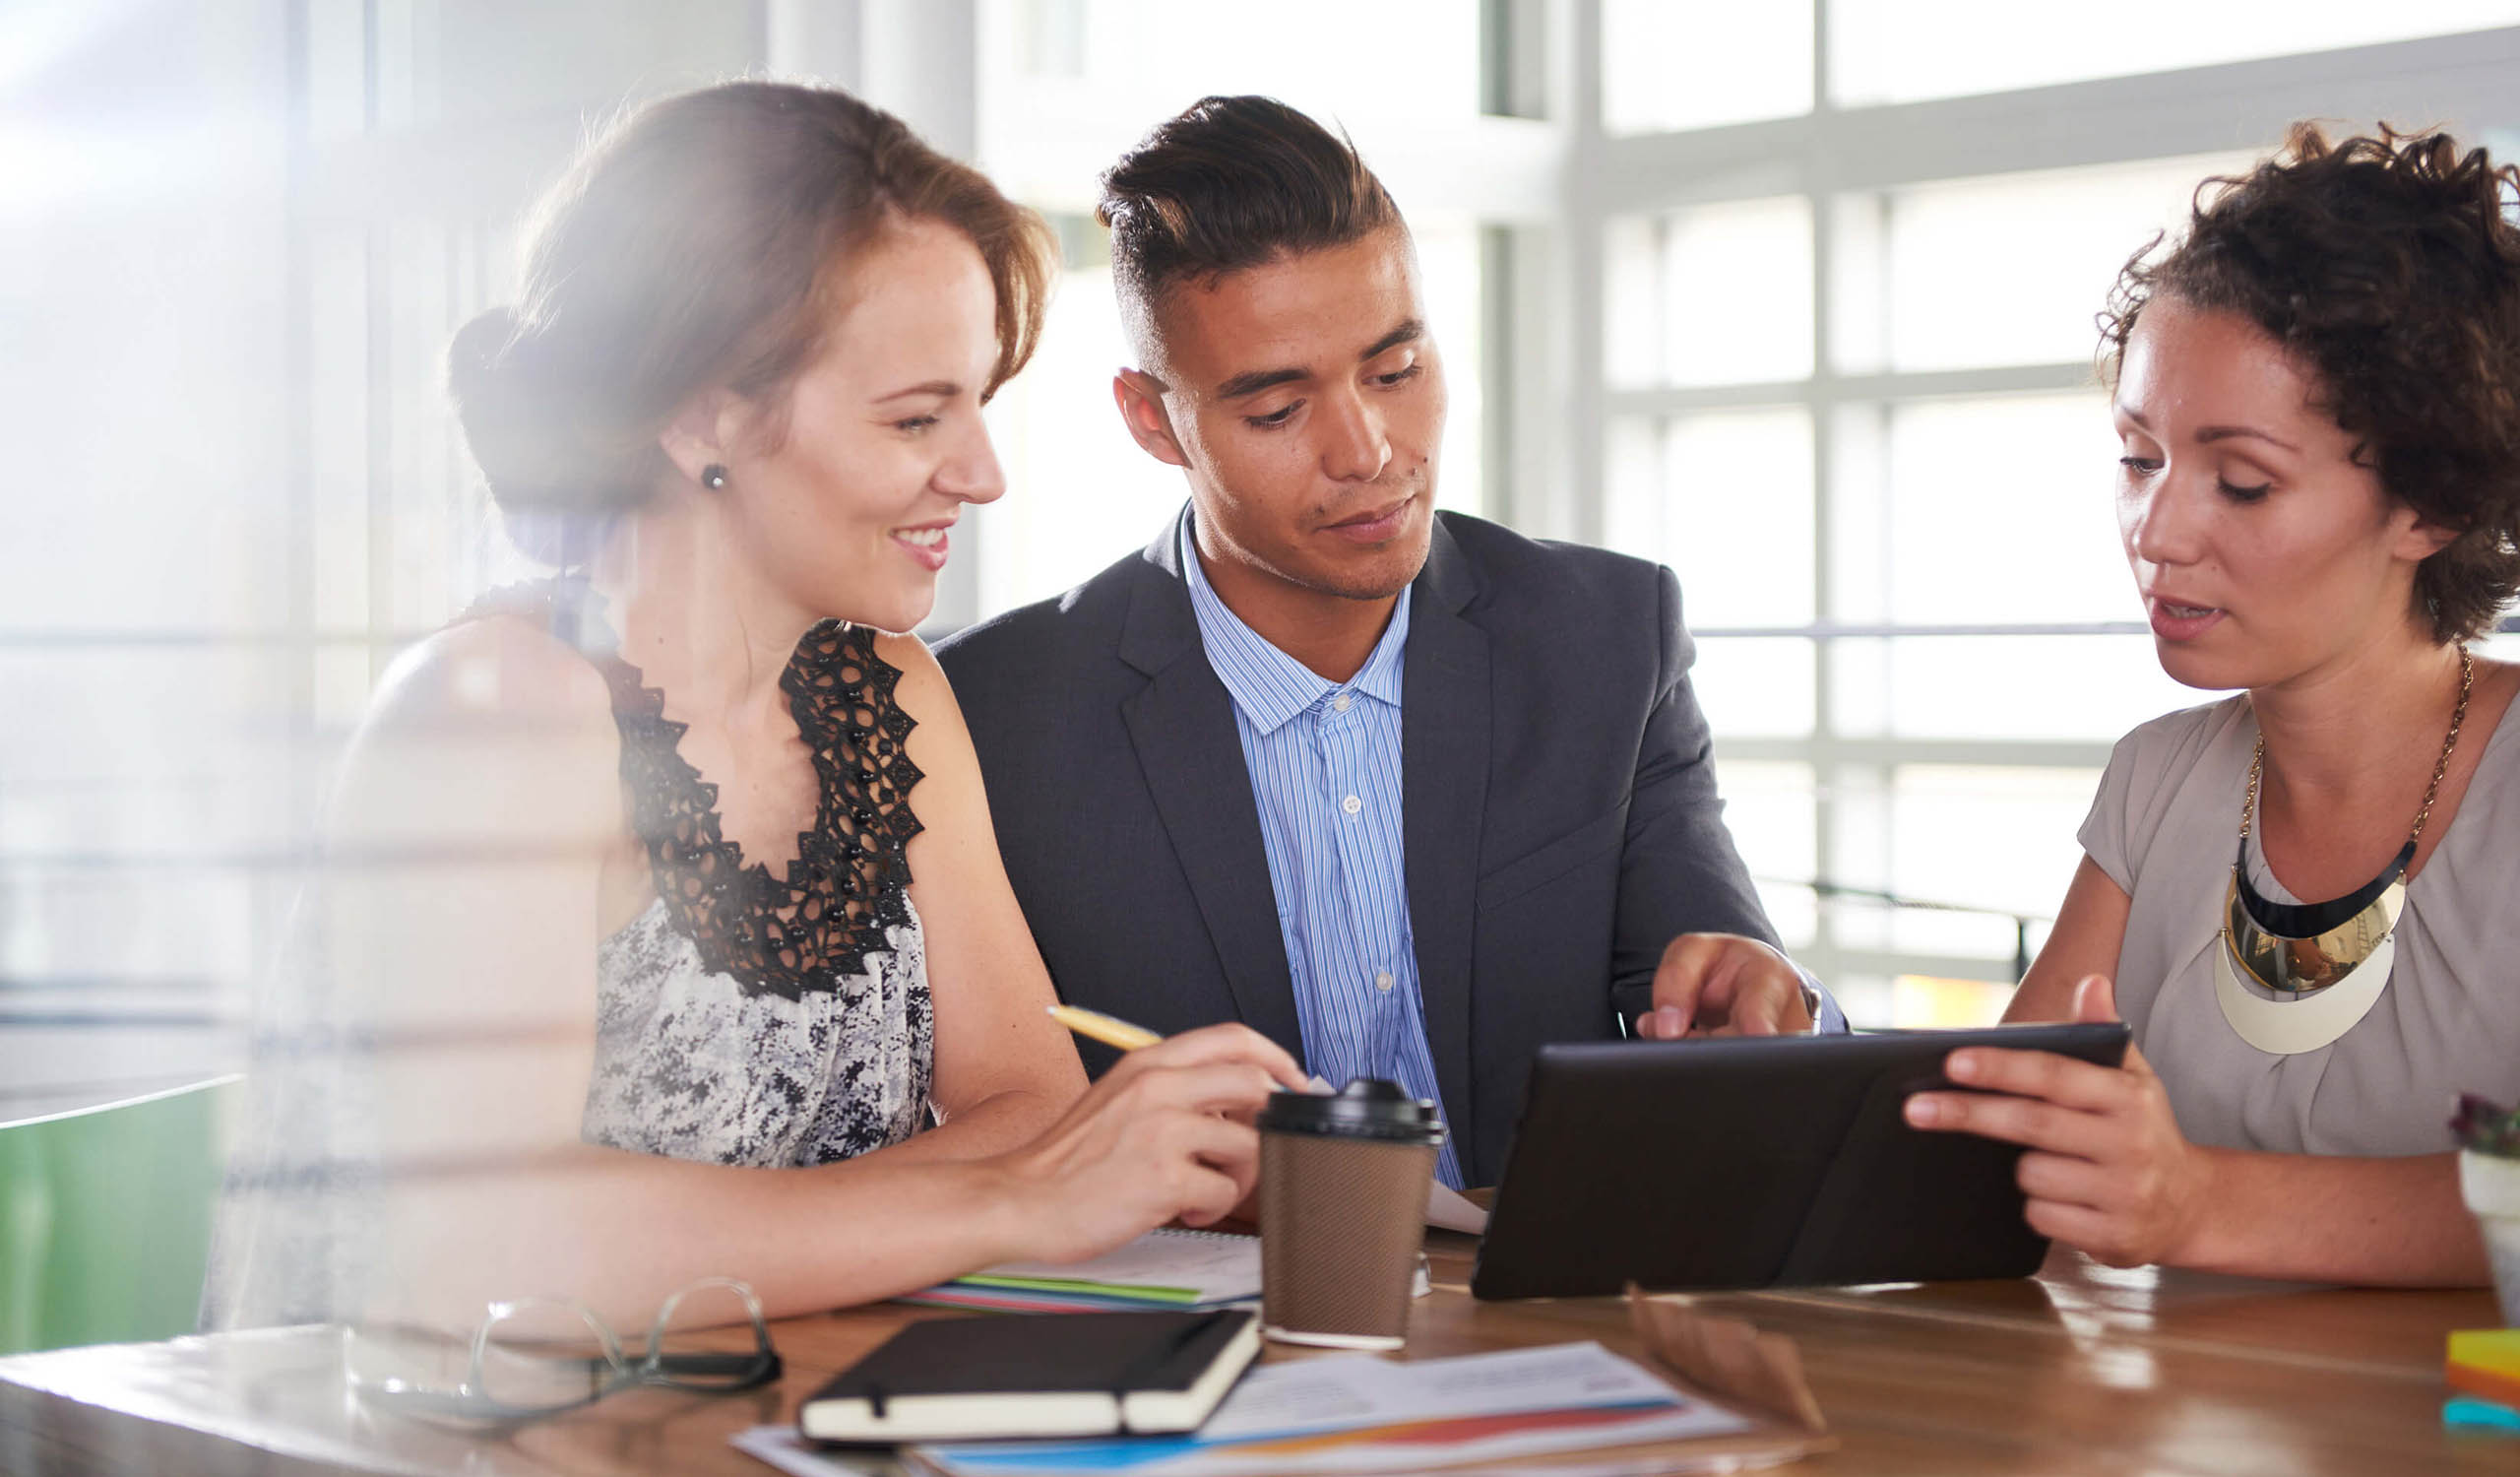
[1215,365,1306,401]
[1359,319,1424,362]
[875,380,959,404]
[1213,319,1427,402]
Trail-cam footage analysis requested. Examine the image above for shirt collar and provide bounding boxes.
[1179,516,1411,736]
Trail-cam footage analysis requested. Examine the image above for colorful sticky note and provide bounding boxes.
[2445,1395,2520,1431]
[2449,1329,2520,1411]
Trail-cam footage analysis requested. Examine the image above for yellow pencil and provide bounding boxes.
[1046,1003,1165,1052]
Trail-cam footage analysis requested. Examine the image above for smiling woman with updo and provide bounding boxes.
[1905,125,2520,1285]
[211,81,1303,1335]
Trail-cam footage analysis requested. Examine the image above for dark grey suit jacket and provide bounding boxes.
[935,508,1780,1185]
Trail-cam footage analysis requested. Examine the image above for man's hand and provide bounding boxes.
[1637,932,1814,1038]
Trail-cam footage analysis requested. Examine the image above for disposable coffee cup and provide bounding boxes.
[1256,1077,1445,1349]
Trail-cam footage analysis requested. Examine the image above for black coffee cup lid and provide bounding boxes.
[1257,1077,1446,1144]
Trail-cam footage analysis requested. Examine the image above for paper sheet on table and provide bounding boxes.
[893,1341,1754,1476]
[1303,1074,1487,1234]
[1423,1179,1487,1234]
[733,1424,901,1476]
[962,1228,1261,1303]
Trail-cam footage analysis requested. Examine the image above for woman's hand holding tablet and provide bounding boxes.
[1905,974,2213,1270]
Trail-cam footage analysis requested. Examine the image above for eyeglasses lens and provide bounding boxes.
[649,1279,777,1391]
[476,1301,621,1411]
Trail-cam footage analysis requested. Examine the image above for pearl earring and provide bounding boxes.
[701,464,728,490]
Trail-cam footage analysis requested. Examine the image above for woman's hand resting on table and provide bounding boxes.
[987,1023,1308,1265]
[1902,974,2216,1268]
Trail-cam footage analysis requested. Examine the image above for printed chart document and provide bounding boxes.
[734,1341,1753,1477]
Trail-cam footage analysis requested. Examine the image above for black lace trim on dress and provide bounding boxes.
[462,580,924,1001]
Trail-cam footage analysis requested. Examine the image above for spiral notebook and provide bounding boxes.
[902,1228,1263,1314]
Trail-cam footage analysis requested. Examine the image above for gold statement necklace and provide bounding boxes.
[2215,647,2471,1055]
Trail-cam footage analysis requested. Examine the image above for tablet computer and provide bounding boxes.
[1469,1023,2130,1300]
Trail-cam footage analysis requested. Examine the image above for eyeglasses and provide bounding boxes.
[349,1276,782,1423]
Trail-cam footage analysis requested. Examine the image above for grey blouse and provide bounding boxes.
[2081,694,2520,1156]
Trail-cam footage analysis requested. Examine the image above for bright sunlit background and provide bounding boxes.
[9,0,2520,1117]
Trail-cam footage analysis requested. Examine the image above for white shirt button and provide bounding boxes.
[1374,970,1395,993]
[1342,794,1362,815]
[1332,692,1353,713]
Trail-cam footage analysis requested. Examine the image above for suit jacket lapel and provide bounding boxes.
[1116,513,1303,1052]
[1404,516,1490,1153]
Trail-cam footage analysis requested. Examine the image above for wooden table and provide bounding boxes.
[1,1232,2508,1476]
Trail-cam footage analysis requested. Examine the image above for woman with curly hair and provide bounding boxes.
[1904,125,2520,1284]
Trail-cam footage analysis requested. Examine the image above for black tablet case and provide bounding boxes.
[1471,1024,2131,1299]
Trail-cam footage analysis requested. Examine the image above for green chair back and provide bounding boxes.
[0,1077,239,1355]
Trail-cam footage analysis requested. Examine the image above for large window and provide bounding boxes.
[14,2,2520,1115]
[0,1,761,1114]
[0,0,1533,1111]
[1584,3,2520,1021]
[1828,1,2520,107]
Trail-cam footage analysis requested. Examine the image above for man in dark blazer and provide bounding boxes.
[937,96,1842,1187]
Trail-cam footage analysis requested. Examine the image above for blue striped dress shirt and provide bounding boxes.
[1180,527,1466,1188]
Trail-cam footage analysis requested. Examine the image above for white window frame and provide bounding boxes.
[1552,7,2520,994]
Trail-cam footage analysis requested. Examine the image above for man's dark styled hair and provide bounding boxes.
[1097,95,1403,367]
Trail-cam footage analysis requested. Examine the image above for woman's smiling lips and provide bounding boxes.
[1320,492,1416,545]
[892,521,953,571]
[2147,593,2225,641]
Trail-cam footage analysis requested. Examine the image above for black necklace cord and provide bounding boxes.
[2233,648,2472,939]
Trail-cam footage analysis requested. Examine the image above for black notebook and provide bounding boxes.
[796,1309,1261,1444]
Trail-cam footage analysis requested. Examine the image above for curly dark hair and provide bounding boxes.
[2099,122,2520,644]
